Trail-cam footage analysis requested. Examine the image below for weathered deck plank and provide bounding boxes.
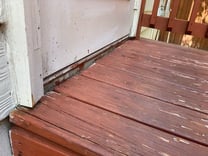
[11,93,208,156]
[93,41,208,114]
[10,39,208,155]
[55,75,208,146]
[97,40,208,90]
[11,126,78,156]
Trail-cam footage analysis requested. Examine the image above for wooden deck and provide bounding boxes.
[10,39,208,156]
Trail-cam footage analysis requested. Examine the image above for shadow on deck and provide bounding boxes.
[10,39,208,156]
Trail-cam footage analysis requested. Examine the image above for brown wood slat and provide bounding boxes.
[150,0,160,26]
[98,56,206,92]
[96,42,208,90]
[10,40,208,155]
[126,40,208,64]
[141,14,152,27]
[11,93,208,156]
[82,63,208,111]
[170,19,189,34]
[136,0,146,39]
[154,17,169,31]
[19,102,135,156]
[10,110,109,156]
[187,0,207,38]
[55,75,208,146]
[94,51,208,114]
[11,127,78,156]
[138,0,208,38]
[168,0,181,29]
[190,23,208,38]
[118,40,208,79]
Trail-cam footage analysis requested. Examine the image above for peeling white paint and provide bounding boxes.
[158,152,170,156]
[201,119,208,123]
[142,144,155,151]
[158,136,170,143]
[178,99,186,103]
[159,108,187,119]
[179,139,190,145]
[173,137,190,145]
[171,71,196,80]
[181,125,192,131]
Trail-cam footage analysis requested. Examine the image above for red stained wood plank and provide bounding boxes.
[186,0,207,38]
[97,40,208,90]
[125,40,208,62]
[168,0,181,28]
[11,93,208,156]
[97,52,207,92]
[150,0,160,26]
[92,44,208,114]
[82,63,208,112]
[10,40,208,155]
[55,75,208,146]
[98,40,208,80]
[138,0,208,38]
[136,0,146,39]
[11,126,78,156]
[123,45,208,79]
[190,23,208,38]
[10,110,110,156]
[154,17,169,31]
[141,14,152,27]
[170,19,189,34]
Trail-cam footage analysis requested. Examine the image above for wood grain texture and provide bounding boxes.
[95,40,208,114]
[10,110,109,156]
[11,126,78,156]
[11,93,208,156]
[10,40,208,155]
[56,75,208,146]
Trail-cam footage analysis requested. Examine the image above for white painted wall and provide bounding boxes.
[40,0,135,77]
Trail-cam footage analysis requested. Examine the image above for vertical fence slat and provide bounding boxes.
[168,0,180,29]
[150,0,160,26]
[137,0,208,39]
[136,0,146,39]
[187,0,201,32]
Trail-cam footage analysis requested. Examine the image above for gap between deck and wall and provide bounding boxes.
[44,35,129,93]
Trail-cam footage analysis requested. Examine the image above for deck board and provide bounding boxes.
[55,75,208,146]
[10,39,208,155]
[82,64,207,113]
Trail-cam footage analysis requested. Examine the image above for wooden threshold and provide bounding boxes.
[10,39,208,156]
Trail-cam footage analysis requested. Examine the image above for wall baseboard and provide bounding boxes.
[44,35,129,93]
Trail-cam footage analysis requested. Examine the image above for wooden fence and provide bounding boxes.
[137,0,208,39]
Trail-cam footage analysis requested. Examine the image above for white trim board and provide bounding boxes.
[5,0,43,108]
